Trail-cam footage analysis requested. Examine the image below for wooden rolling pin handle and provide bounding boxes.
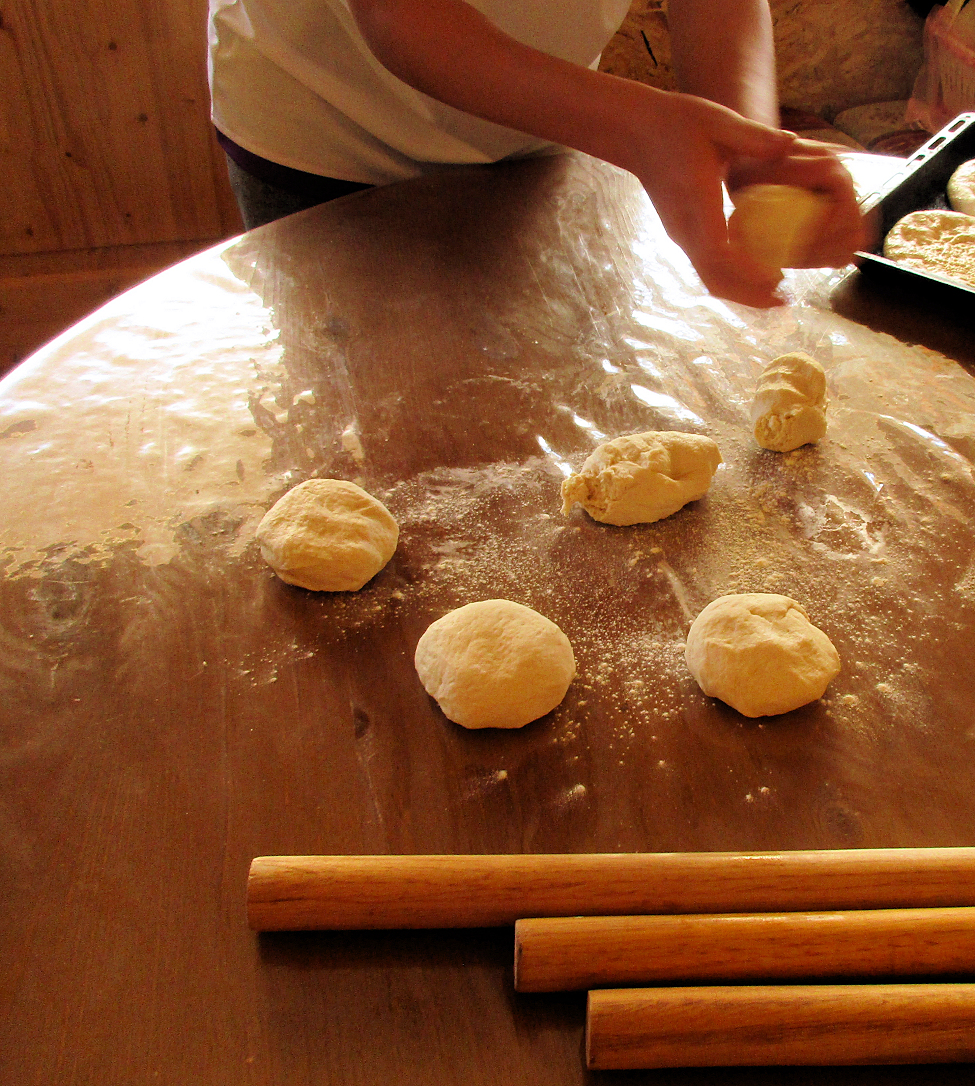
[247,849,975,931]
[586,983,975,1069]
[515,906,975,991]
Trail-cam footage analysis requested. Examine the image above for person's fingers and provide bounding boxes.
[802,195,868,267]
[756,157,852,199]
[692,251,786,308]
[727,138,867,269]
[859,205,882,253]
[730,139,857,191]
[651,182,785,308]
[792,169,865,267]
[632,96,799,306]
[701,100,797,162]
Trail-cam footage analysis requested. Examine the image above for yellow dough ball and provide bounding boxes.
[415,600,575,729]
[255,478,398,592]
[685,593,840,717]
[729,185,830,274]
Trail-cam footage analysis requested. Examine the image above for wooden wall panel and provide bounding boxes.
[2,0,240,255]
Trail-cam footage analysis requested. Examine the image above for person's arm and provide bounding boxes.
[346,0,789,167]
[346,0,853,305]
[668,0,865,268]
[669,0,779,124]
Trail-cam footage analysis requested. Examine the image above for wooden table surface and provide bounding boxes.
[2,151,975,1085]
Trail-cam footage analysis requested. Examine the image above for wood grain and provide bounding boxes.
[515,906,975,990]
[2,0,239,255]
[586,983,975,1069]
[248,849,975,930]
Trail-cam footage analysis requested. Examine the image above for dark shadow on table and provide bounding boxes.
[831,268,975,372]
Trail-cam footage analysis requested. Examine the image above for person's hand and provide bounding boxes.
[727,138,867,269]
[612,87,800,308]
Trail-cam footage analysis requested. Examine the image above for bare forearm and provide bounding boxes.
[347,0,665,173]
[345,0,865,309]
[667,0,779,125]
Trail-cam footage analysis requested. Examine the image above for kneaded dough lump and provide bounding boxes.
[561,431,722,526]
[255,478,398,591]
[414,599,575,729]
[883,209,975,289]
[751,352,827,452]
[729,185,830,273]
[685,593,840,718]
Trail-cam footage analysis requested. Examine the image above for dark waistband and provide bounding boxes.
[215,129,372,200]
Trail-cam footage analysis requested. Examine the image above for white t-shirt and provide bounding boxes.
[208,0,632,184]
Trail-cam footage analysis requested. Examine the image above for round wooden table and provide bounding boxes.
[2,151,974,1084]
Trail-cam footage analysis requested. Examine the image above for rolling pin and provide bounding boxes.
[515,906,975,991]
[247,848,975,930]
[585,983,975,1069]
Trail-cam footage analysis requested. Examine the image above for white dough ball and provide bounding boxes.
[561,431,722,527]
[947,159,975,217]
[255,478,398,592]
[751,352,828,452]
[729,185,830,273]
[414,599,576,729]
[684,593,840,718]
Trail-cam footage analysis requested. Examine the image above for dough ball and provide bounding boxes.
[684,593,840,718]
[728,185,830,273]
[255,478,398,592]
[414,599,575,729]
[947,159,975,217]
[561,431,722,526]
[751,351,828,452]
[882,209,975,289]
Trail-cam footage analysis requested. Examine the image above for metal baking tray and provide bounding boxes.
[856,111,975,303]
